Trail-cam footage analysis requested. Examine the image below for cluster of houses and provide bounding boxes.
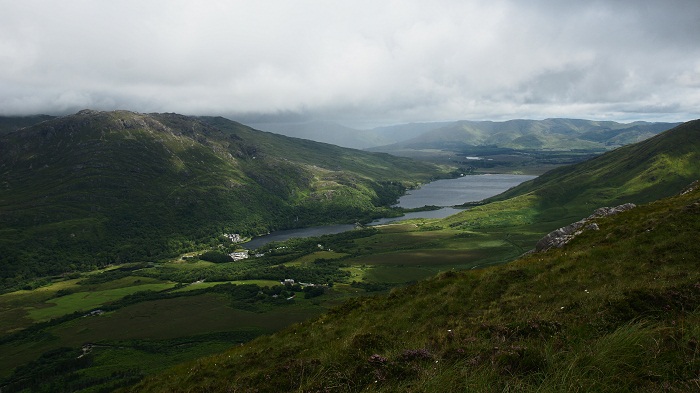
[280,278,323,288]
[228,250,249,261]
[224,233,254,261]
[224,233,243,243]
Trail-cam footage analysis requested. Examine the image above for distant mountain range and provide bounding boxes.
[248,120,453,149]
[0,110,445,283]
[2,115,680,152]
[439,119,700,236]
[367,118,681,154]
[488,119,700,215]
[247,121,394,149]
[247,118,681,151]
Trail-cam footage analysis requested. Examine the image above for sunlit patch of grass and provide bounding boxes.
[283,251,348,267]
[0,278,83,305]
[26,283,176,322]
[342,266,370,282]
[171,280,281,293]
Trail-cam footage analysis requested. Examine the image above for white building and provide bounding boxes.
[229,250,249,261]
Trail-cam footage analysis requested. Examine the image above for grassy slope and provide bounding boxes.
[128,180,700,393]
[0,110,447,285]
[444,120,700,231]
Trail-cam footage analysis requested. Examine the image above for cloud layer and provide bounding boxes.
[1,0,699,126]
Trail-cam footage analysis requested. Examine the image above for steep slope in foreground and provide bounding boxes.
[0,110,445,287]
[129,184,700,392]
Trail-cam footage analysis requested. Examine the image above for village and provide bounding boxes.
[223,233,251,261]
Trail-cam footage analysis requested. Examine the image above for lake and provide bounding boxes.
[394,174,536,209]
[243,174,535,249]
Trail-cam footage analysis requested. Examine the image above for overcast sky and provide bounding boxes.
[1,0,699,127]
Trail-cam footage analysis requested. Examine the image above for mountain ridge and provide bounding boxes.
[0,110,446,288]
[1,118,698,392]
[368,118,681,153]
[489,119,700,208]
[439,119,700,236]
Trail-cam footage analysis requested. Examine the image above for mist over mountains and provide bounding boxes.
[2,2,700,391]
[243,118,682,151]
[4,114,679,152]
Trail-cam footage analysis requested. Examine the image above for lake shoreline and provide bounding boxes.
[242,174,536,249]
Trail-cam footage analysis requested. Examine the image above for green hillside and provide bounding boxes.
[121,118,700,392]
[368,119,681,173]
[483,119,700,220]
[376,118,680,151]
[127,180,700,392]
[1,119,698,392]
[0,110,447,290]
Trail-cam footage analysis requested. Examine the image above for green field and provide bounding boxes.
[0,208,544,390]
[171,279,281,292]
[27,282,176,321]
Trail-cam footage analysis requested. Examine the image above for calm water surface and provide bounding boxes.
[395,174,536,209]
[243,174,535,249]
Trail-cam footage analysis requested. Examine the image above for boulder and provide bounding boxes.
[534,203,636,252]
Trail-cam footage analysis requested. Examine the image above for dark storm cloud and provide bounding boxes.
[1,0,698,125]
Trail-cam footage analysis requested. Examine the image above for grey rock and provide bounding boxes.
[534,203,636,253]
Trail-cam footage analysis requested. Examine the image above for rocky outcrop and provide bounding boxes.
[533,203,636,252]
[681,180,699,195]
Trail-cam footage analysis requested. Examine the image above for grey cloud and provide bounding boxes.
[0,0,698,125]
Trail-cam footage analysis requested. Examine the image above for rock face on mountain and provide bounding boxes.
[534,203,637,252]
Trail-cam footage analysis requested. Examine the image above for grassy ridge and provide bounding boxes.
[0,110,448,289]
[127,181,700,393]
[491,120,700,211]
[441,120,700,231]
